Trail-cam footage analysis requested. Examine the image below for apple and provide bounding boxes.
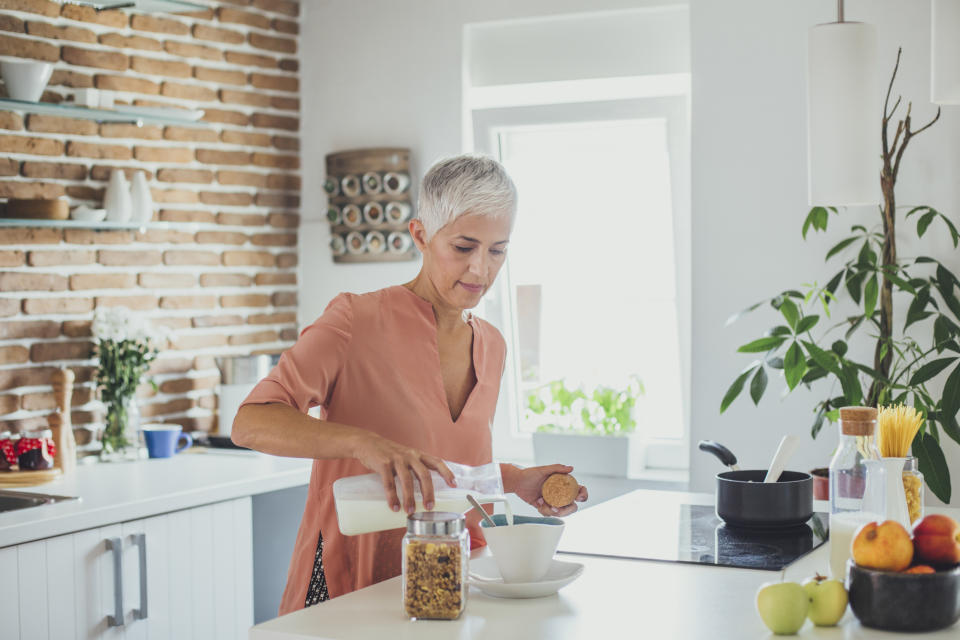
[802,573,847,626]
[756,581,809,635]
[904,565,936,574]
[912,514,960,566]
[851,520,913,571]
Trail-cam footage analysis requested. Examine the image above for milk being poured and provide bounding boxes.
[333,460,509,535]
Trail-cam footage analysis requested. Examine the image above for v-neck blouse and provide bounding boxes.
[241,285,507,614]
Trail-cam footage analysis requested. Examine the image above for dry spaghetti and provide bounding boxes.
[877,404,924,457]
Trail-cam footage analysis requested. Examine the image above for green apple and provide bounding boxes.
[802,573,848,626]
[756,581,809,635]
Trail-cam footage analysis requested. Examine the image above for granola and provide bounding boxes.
[404,540,463,619]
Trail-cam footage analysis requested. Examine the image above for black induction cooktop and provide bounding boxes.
[557,500,828,571]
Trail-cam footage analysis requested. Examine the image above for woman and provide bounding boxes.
[232,154,588,615]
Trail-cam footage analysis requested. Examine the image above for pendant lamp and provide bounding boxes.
[932,0,960,104]
[807,0,880,206]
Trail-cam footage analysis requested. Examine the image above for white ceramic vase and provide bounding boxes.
[130,170,154,223]
[104,170,132,223]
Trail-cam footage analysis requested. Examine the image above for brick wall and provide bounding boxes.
[0,0,301,451]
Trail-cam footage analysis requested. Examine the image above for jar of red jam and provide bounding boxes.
[16,429,56,471]
[0,431,17,471]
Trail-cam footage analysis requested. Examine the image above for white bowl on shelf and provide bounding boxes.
[71,206,107,222]
[1,59,54,102]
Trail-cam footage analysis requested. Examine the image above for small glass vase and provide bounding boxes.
[100,395,141,462]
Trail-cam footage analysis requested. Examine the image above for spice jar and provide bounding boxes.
[16,429,56,471]
[0,431,17,471]
[402,512,468,620]
[902,456,924,525]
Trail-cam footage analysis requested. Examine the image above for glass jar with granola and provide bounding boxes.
[402,512,468,620]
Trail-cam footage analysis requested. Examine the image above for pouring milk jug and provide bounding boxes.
[333,460,509,535]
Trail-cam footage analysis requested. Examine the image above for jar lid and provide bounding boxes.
[406,511,464,536]
[839,406,877,435]
[21,429,52,439]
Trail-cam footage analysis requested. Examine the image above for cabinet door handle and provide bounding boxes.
[133,533,148,620]
[105,537,124,627]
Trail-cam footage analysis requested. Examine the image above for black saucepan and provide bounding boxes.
[698,440,813,529]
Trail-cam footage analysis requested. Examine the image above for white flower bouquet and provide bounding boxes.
[93,307,168,457]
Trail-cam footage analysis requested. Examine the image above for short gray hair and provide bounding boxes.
[417,154,517,240]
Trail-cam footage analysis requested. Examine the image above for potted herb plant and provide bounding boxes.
[527,376,644,477]
[721,50,960,504]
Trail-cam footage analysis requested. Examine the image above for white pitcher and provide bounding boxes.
[104,169,132,223]
[130,170,154,223]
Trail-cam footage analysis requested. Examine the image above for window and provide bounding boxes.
[472,92,690,468]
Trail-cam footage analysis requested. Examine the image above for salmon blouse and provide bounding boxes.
[240,285,507,616]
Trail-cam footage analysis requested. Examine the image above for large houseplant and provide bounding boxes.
[526,376,644,476]
[720,50,959,503]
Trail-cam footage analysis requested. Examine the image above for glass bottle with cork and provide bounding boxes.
[828,406,882,580]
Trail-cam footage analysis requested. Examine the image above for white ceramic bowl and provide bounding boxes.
[480,514,565,583]
[71,206,107,222]
[1,59,54,102]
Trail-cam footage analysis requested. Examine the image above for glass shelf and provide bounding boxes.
[0,99,208,127]
[66,0,207,13]
[0,218,197,231]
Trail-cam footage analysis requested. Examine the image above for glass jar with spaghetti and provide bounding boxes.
[902,456,924,525]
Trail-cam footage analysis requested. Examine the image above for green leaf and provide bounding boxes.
[880,267,916,294]
[766,356,784,370]
[846,271,865,305]
[831,340,848,357]
[905,206,929,220]
[811,407,827,439]
[905,288,932,331]
[914,431,952,504]
[815,206,829,231]
[825,270,845,296]
[825,237,859,261]
[737,336,787,353]
[802,208,818,239]
[909,357,958,386]
[780,299,800,331]
[917,209,937,238]
[784,342,806,390]
[942,363,960,420]
[839,362,863,405]
[864,273,878,318]
[857,241,877,268]
[750,366,768,405]
[770,325,793,337]
[934,315,958,350]
[720,366,757,413]
[845,315,865,341]
[795,315,819,334]
[803,340,841,376]
[942,414,960,448]
[938,212,960,248]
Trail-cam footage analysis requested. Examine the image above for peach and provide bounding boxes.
[912,514,960,566]
[851,520,913,572]
[903,565,936,574]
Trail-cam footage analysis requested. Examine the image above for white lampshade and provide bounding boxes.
[807,22,880,206]
[932,0,960,104]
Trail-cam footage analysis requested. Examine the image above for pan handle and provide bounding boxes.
[697,440,739,470]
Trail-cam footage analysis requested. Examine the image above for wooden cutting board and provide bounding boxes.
[0,468,62,487]
[2,199,69,220]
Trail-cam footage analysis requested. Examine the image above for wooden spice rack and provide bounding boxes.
[325,148,418,263]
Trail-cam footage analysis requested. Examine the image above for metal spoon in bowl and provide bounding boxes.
[467,493,498,528]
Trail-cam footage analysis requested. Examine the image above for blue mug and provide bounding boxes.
[141,423,193,459]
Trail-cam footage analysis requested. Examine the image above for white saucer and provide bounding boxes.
[468,556,584,599]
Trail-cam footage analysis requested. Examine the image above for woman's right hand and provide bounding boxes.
[351,431,456,514]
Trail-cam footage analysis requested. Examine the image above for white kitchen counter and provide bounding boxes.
[249,490,960,640]
[0,449,313,547]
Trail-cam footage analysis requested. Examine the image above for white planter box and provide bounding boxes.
[531,432,645,477]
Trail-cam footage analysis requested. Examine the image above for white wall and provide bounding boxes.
[300,0,960,504]
[690,0,960,502]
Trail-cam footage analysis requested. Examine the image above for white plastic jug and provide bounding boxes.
[333,460,506,535]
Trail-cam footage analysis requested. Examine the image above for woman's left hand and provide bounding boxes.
[510,464,588,517]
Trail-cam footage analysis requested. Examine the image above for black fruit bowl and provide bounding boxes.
[848,561,960,632]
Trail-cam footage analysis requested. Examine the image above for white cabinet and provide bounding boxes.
[0,497,253,640]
